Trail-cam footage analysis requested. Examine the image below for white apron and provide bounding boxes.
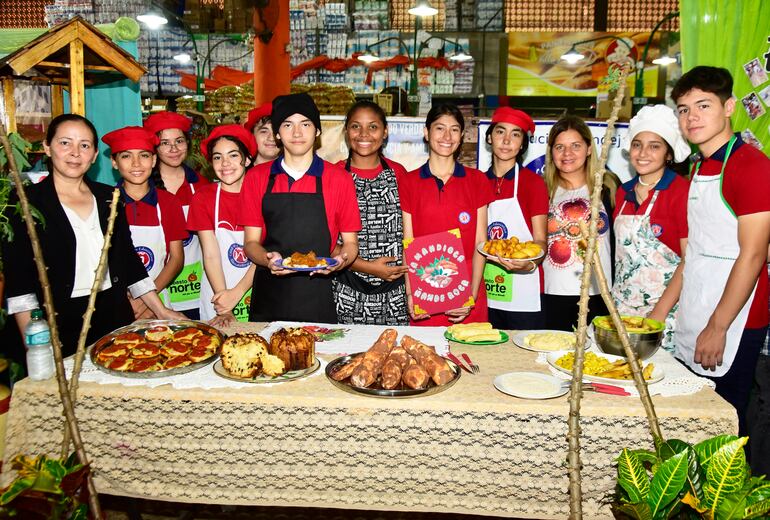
[168,183,203,312]
[611,190,680,352]
[199,184,252,322]
[129,203,169,303]
[484,164,541,312]
[677,137,756,377]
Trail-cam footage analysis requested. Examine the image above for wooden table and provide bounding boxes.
[2,323,736,519]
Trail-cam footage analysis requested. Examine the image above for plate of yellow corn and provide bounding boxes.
[546,351,664,385]
[444,322,509,345]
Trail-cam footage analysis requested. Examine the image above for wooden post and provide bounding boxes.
[2,79,15,133]
[51,85,64,117]
[68,40,85,115]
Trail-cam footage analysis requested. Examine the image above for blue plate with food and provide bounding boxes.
[275,251,339,272]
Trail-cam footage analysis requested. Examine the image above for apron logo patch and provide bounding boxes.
[651,223,663,237]
[135,246,155,271]
[458,211,471,224]
[487,221,508,239]
[228,243,250,268]
[182,232,194,247]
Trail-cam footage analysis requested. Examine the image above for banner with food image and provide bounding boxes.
[507,31,660,97]
[404,229,474,316]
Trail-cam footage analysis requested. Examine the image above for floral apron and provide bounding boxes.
[611,190,680,352]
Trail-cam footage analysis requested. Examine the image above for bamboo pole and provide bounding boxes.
[580,220,663,440]
[62,188,120,455]
[0,120,103,519]
[567,64,631,520]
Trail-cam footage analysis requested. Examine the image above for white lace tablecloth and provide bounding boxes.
[536,345,715,397]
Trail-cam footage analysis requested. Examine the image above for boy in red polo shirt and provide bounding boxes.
[672,66,770,443]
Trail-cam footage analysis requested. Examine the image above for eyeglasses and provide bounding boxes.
[158,137,188,151]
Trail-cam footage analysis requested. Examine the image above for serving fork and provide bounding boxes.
[461,353,479,374]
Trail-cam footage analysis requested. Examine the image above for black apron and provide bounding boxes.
[249,173,338,323]
[334,156,405,295]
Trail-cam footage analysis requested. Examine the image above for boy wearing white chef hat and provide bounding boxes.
[670,66,770,451]
[611,105,692,355]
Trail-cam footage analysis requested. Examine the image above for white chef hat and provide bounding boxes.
[624,104,692,163]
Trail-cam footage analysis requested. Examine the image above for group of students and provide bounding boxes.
[2,65,769,473]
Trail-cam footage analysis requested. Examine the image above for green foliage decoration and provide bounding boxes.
[613,436,770,520]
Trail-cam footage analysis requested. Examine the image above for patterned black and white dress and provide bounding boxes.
[332,158,409,325]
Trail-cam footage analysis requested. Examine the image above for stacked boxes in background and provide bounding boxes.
[352,0,389,30]
[44,0,95,26]
[290,0,349,85]
[475,0,502,30]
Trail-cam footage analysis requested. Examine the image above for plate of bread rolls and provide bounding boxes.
[325,329,461,398]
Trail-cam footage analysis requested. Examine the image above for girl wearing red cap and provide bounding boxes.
[332,100,410,325]
[3,114,184,359]
[188,125,257,326]
[102,126,188,318]
[240,93,361,323]
[400,103,494,326]
[484,107,549,329]
[244,102,280,165]
[143,111,210,319]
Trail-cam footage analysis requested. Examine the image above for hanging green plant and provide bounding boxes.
[613,435,770,519]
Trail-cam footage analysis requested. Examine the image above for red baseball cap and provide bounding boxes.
[244,102,273,132]
[102,126,159,153]
[200,124,258,160]
[143,111,192,135]
[491,107,535,135]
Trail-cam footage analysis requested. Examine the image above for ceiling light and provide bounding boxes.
[136,11,168,30]
[652,55,677,66]
[358,53,380,63]
[173,53,192,64]
[450,51,473,62]
[560,46,585,64]
[408,0,439,16]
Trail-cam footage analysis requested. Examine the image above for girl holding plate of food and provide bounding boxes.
[612,105,691,352]
[101,126,188,317]
[542,115,620,331]
[188,125,258,326]
[239,93,361,323]
[483,107,549,329]
[399,103,494,326]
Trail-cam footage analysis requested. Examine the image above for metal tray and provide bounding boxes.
[212,357,320,383]
[325,353,461,398]
[89,319,224,379]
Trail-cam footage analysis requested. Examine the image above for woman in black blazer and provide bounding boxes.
[3,114,184,357]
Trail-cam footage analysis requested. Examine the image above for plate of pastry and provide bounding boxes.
[275,251,338,272]
[214,327,319,383]
[444,322,508,345]
[477,238,545,262]
[512,330,577,352]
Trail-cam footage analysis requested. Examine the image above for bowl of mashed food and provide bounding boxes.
[592,315,663,360]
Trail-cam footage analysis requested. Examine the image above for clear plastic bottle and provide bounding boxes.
[25,309,54,381]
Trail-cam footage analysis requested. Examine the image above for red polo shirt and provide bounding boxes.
[692,135,770,328]
[169,165,210,209]
[400,162,494,325]
[120,183,188,254]
[238,155,362,253]
[187,183,243,232]
[614,169,689,256]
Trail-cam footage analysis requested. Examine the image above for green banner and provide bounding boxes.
[681,0,770,154]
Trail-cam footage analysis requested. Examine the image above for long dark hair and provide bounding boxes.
[149,130,190,191]
[206,135,254,168]
[45,114,98,174]
[344,100,389,158]
[424,103,465,160]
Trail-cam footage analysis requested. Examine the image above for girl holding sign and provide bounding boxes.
[144,111,210,319]
[483,107,549,329]
[101,126,188,317]
[400,103,493,326]
[188,125,257,326]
